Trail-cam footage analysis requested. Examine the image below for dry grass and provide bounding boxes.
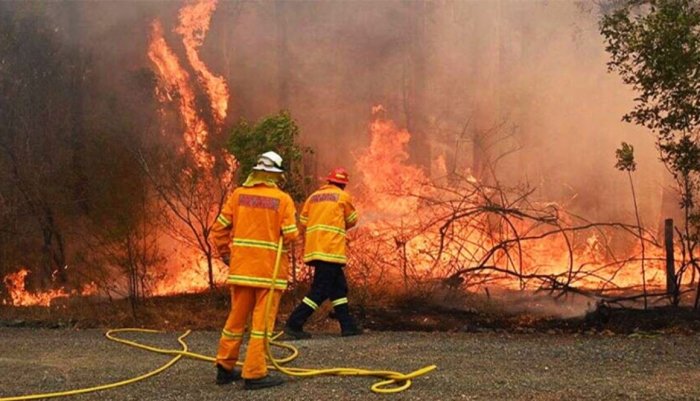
[2,287,700,335]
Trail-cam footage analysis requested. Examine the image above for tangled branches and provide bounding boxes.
[348,172,670,306]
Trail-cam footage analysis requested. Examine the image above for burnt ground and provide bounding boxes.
[358,304,700,335]
[1,290,700,336]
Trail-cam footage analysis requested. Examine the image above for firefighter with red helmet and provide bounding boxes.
[211,151,299,390]
[284,167,362,339]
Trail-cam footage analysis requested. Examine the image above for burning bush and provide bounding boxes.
[343,108,680,313]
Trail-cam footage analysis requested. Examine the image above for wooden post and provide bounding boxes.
[665,219,677,302]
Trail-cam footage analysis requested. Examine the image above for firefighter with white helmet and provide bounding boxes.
[256,151,285,173]
[211,150,299,390]
[284,166,362,339]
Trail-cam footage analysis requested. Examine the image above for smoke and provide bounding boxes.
[3,0,682,304]
[424,284,595,319]
[421,1,665,228]
[48,0,672,227]
[486,289,598,319]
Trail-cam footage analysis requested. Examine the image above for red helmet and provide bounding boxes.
[326,167,349,185]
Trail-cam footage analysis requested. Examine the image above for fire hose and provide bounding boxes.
[0,237,436,400]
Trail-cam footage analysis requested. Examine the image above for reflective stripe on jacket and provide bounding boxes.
[211,184,298,290]
[300,184,357,264]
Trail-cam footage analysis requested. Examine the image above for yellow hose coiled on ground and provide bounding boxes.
[0,238,435,400]
[262,237,436,394]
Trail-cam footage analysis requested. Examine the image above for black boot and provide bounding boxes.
[244,373,285,390]
[216,364,242,385]
[284,301,315,339]
[334,304,363,337]
[283,324,311,340]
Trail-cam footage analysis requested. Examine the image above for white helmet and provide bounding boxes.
[253,151,284,173]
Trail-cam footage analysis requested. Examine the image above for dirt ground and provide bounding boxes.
[1,327,700,401]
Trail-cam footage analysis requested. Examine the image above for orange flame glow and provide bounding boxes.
[150,245,227,296]
[351,106,686,294]
[355,108,428,214]
[2,269,96,307]
[175,0,228,124]
[145,0,233,296]
[148,19,214,168]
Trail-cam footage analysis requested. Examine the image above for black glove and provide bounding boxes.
[222,254,231,266]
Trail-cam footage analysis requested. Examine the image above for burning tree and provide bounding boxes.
[0,2,167,305]
[140,0,236,293]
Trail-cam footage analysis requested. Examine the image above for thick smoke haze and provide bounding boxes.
[48,0,670,228]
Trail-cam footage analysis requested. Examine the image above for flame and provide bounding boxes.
[148,19,213,168]
[146,0,230,170]
[355,111,428,214]
[145,0,234,296]
[0,102,688,304]
[150,246,228,296]
[5,0,689,306]
[351,106,688,294]
[175,0,228,124]
[2,269,96,307]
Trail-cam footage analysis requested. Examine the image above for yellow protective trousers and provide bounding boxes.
[216,285,282,379]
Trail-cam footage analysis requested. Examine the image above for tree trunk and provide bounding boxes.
[665,218,678,306]
[66,2,89,214]
[404,0,431,172]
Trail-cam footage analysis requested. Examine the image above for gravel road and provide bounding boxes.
[1,328,699,401]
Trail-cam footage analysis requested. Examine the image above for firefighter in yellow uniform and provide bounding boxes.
[211,151,299,390]
[284,167,362,339]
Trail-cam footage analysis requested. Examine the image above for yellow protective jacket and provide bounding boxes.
[300,184,358,264]
[211,183,298,290]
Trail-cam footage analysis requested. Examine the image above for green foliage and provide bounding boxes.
[601,0,700,208]
[660,135,700,177]
[660,135,700,208]
[228,111,314,202]
[615,142,637,172]
[602,1,700,307]
[601,0,700,140]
